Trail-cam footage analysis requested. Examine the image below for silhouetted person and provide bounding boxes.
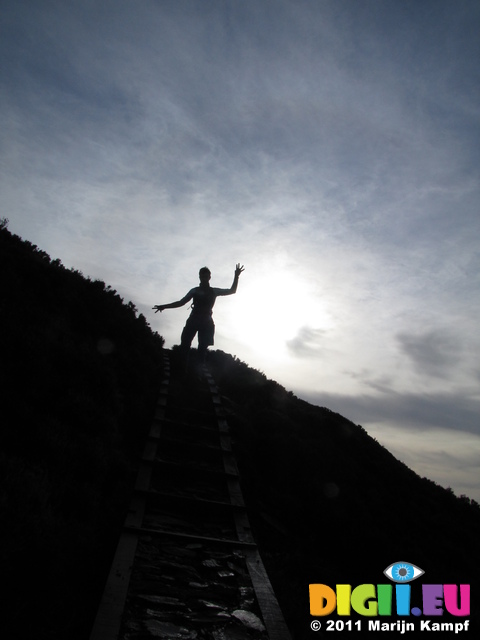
[153,264,244,364]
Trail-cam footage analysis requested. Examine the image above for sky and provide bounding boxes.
[2,0,479,501]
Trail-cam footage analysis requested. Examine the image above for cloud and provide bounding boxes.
[286,326,329,358]
[343,369,395,394]
[396,329,463,378]
[301,389,480,437]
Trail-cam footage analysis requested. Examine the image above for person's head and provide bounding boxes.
[199,266,211,284]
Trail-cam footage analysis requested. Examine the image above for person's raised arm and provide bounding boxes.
[153,290,194,313]
[221,263,245,295]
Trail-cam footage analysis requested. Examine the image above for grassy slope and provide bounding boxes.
[0,224,164,640]
[207,350,480,638]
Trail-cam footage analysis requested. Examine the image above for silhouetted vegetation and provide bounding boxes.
[0,222,164,639]
[207,350,480,638]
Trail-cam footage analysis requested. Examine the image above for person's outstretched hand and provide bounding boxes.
[235,263,245,277]
[153,305,165,313]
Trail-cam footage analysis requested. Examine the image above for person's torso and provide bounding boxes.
[191,286,217,315]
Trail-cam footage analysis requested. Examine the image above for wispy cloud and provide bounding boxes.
[301,388,480,437]
[286,326,330,359]
[396,330,463,378]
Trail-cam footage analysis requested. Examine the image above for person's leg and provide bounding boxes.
[181,316,199,349]
[198,317,215,365]
[180,316,198,372]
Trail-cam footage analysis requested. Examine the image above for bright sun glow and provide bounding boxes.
[226,269,333,362]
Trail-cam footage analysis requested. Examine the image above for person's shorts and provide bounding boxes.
[181,313,215,349]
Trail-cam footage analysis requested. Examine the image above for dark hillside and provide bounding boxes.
[0,222,164,640]
[207,350,480,638]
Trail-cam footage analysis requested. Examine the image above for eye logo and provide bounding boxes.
[384,561,424,583]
